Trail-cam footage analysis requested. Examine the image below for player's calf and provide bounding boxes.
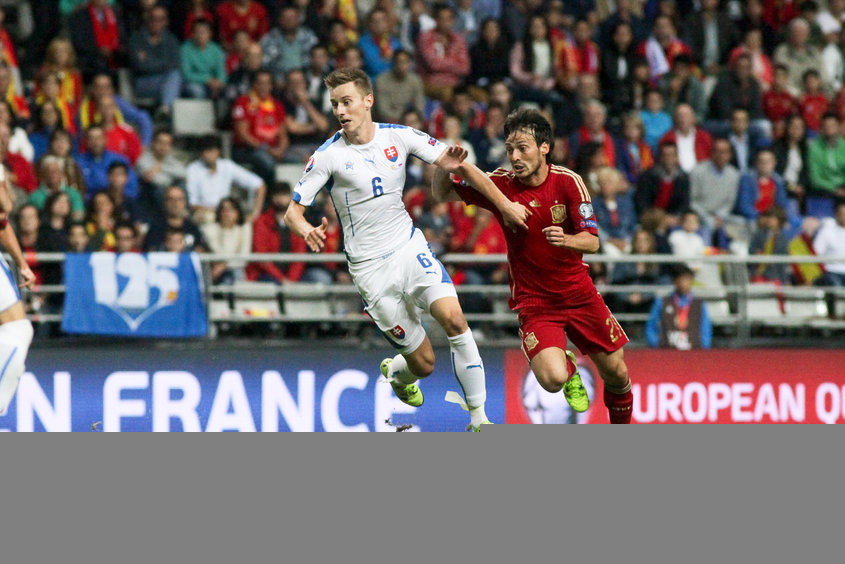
[0,319,34,412]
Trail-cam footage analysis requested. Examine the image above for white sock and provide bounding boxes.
[448,329,487,425]
[388,354,418,386]
[0,319,33,412]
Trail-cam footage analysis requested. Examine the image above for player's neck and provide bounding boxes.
[521,163,550,187]
[343,119,376,145]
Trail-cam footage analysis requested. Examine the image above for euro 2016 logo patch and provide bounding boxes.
[523,331,539,352]
[579,202,594,219]
[389,325,406,339]
[384,146,399,162]
[304,156,314,173]
[550,204,566,224]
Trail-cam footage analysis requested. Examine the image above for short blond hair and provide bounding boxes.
[324,67,373,96]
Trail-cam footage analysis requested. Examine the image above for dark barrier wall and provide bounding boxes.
[3,347,843,431]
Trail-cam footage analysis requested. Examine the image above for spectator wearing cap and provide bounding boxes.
[128,5,183,119]
[415,3,470,103]
[186,135,266,225]
[77,125,139,200]
[646,265,713,350]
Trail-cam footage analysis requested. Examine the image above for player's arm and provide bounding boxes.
[541,228,600,253]
[284,201,328,253]
[0,178,35,288]
[431,165,463,202]
[433,146,531,230]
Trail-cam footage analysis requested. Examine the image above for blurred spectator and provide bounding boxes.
[340,45,365,70]
[70,0,125,78]
[748,206,792,284]
[708,54,765,139]
[163,228,187,253]
[215,0,269,50]
[0,7,20,96]
[98,95,142,165]
[39,129,85,199]
[599,0,647,48]
[374,49,425,124]
[77,125,139,199]
[0,64,29,123]
[113,222,139,254]
[327,18,357,68]
[84,191,120,251]
[736,149,792,225]
[453,0,481,45]
[136,129,186,201]
[772,114,809,205]
[469,18,511,92]
[813,201,845,317]
[358,7,401,79]
[574,141,608,194]
[601,22,638,119]
[37,38,84,111]
[639,90,672,151]
[728,29,774,92]
[820,18,844,93]
[180,18,226,99]
[38,192,73,255]
[400,0,435,53]
[419,199,453,256]
[429,85,485,140]
[33,74,77,136]
[763,65,800,139]
[29,103,64,162]
[231,69,290,186]
[260,4,318,85]
[175,0,215,41]
[281,69,331,163]
[689,138,741,237]
[128,4,182,118]
[29,156,85,220]
[799,69,830,134]
[0,101,34,162]
[226,30,252,76]
[669,210,708,275]
[145,184,207,252]
[223,42,263,118]
[304,45,332,113]
[659,103,713,173]
[594,166,637,253]
[571,19,600,75]
[15,204,44,287]
[441,115,476,165]
[187,135,265,224]
[0,122,36,193]
[610,228,670,314]
[773,18,828,98]
[123,0,158,36]
[682,0,738,77]
[636,15,693,81]
[501,0,540,44]
[646,265,712,350]
[201,197,252,284]
[470,103,508,173]
[658,54,706,122]
[78,72,153,146]
[617,111,655,184]
[301,0,358,43]
[509,15,567,128]
[569,100,620,172]
[105,161,142,224]
[635,141,690,218]
[807,113,845,202]
[67,221,91,253]
[727,108,766,174]
[415,3,470,102]
[246,182,307,283]
[399,109,427,189]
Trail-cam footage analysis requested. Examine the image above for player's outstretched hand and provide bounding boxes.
[438,145,468,172]
[542,226,568,248]
[306,217,328,252]
[18,265,35,289]
[500,200,532,231]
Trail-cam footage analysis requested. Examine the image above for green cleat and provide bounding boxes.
[466,420,493,432]
[381,358,424,407]
[563,351,590,413]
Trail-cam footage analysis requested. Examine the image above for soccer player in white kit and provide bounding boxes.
[0,166,35,413]
[284,68,529,430]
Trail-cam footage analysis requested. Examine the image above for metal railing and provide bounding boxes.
[13,252,845,345]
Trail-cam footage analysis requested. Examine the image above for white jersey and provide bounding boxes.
[0,252,21,313]
[293,124,446,263]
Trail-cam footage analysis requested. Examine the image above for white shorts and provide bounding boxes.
[0,254,21,314]
[349,228,457,354]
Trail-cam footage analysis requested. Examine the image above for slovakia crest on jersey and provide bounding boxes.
[384,146,399,162]
[389,325,406,339]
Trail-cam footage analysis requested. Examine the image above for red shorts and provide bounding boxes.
[517,292,628,361]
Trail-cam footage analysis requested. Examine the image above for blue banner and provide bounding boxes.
[0,346,506,432]
[62,253,208,338]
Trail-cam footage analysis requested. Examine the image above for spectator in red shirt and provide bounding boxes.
[231,69,290,187]
[0,122,36,193]
[800,69,831,134]
[246,182,307,283]
[98,95,142,166]
[572,19,600,75]
[428,85,485,140]
[636,15,694,81]
[659,103,713,174]
[214,0,269,51]
[763,64,799,139]
[415,3,470,102]
[69,0,124,78]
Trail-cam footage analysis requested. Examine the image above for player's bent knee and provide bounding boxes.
[535,368,566,394]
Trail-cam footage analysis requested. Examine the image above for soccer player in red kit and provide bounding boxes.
[433,109,634,423]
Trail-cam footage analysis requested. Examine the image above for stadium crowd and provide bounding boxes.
[3,0,845,324]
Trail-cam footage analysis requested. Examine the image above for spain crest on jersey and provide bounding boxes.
[550,204,567,224]
[384,146,399,162]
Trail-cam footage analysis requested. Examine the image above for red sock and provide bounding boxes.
[603,389,633,424]
[566,354,577,378]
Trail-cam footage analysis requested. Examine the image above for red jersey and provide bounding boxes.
[214,1,269,47]
[762,89,798,123]
[104,122,142,165]
[800,93,830,132]
[231,93,287,146]
[455,165,599,311]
